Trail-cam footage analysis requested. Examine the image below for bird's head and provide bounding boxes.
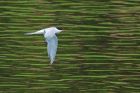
[51,27,63,33]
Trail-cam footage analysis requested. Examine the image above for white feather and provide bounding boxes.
[25,29,44,35]
[45,35,58,64]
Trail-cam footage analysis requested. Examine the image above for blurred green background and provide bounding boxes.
[0,0,140,93]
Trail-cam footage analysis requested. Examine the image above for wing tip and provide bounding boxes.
[25,33,32,35]
[50,60,54,64]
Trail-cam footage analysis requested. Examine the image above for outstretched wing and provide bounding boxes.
[45,35,58,64]
[25,29,44,35]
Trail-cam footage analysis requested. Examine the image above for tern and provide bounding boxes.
[25,27,62,64]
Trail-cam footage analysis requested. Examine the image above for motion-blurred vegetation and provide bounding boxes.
[0,0,140,93]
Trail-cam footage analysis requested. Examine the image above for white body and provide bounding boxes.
[26,27,62,64]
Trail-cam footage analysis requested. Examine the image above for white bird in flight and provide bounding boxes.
[25,27,63,64]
